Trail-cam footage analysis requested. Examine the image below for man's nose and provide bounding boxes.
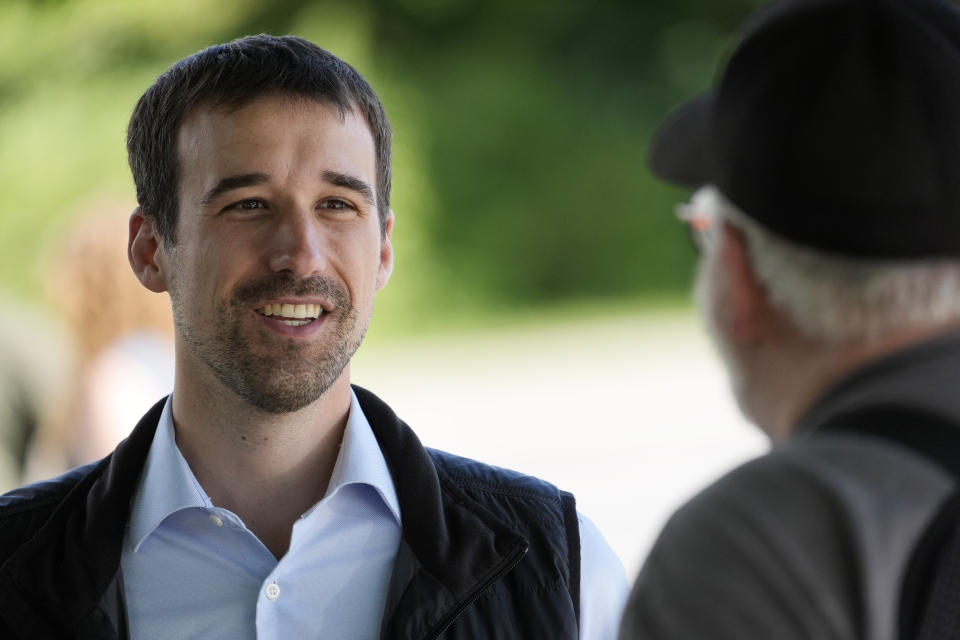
[266,208,328,276]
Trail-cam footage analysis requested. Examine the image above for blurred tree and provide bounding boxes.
[368,0,755,308]
[0,0,762,327]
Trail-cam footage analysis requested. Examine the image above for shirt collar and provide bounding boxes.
[322,390,402,524]
[127,389,402,551]
[127,396,211,551]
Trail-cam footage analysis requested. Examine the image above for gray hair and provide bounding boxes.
[691,186,960,343]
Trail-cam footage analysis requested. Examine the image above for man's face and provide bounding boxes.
[156,95,392,413]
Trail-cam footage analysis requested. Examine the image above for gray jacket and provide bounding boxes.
[621,332,960,640]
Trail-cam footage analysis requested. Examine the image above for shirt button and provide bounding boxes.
[209,514,223,527]
[265,582,280,601]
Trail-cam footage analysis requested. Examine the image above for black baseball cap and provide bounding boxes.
[649,0,960,258]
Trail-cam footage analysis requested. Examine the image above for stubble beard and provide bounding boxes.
[172,272,367,414]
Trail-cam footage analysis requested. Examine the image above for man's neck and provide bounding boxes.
[752,323,960,443]
[169,368,352,559]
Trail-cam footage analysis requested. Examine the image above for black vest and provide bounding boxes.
[0,387,581,639]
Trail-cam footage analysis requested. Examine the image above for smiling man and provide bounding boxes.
[0,36,627,639]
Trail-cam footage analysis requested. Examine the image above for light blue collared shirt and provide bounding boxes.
[121,391,628,638]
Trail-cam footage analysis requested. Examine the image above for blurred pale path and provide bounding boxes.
[353,307,765,579]
[0,302,763,577]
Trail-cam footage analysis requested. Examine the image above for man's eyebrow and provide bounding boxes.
[200,173,270,206]
[324,170,375,207]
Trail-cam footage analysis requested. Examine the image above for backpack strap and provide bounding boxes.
[816,404,960,640]
[900,493,960,640]
[817,404,960,478]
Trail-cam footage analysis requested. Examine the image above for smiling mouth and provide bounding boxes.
[256,303,325,327]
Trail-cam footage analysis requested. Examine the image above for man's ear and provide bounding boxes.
[375,209,394,290]
[718,220,767,345]
[128,207,169,293]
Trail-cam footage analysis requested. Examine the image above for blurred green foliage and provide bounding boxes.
[0,0,761,329]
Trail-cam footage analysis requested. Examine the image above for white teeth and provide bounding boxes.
[279,319,312,327]
[257,303,323,319]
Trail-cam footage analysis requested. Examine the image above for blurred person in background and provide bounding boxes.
[0,35,627,638]
[0,293,71,492]
[621,0,960,638]
[26,205,174,480]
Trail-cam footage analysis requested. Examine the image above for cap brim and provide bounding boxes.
[647,92,715,188]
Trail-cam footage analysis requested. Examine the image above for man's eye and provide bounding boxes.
[225,199,265,211]
[321,199,354,211]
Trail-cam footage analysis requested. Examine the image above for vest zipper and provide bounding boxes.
[425,542,530,640]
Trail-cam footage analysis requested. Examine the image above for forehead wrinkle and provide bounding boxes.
[177,96,378,211]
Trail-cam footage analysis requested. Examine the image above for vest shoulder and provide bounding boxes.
[0,462,100,565]
[0,462,99,519]
[427,448,566,504]
[426,448,580,638]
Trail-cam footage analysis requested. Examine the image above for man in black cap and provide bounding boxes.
[621,0,960,638]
